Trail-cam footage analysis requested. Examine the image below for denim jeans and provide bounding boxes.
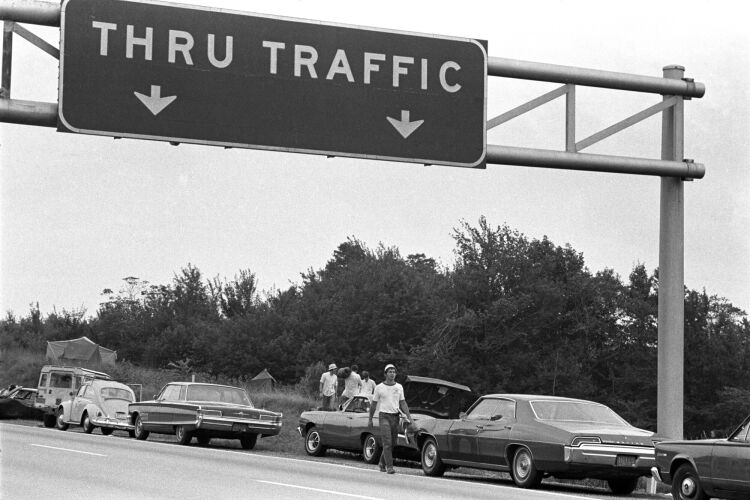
[378,412,399,469]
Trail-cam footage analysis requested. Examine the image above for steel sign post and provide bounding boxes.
[58,0,487,167]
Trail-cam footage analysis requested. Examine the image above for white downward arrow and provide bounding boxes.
[134,85,177,116]
[387,110,424,139]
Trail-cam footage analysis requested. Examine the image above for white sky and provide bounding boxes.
[1,0,748,317]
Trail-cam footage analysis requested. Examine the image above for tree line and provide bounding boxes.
[2,217,748,437]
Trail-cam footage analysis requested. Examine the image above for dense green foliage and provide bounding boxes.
[2,218,748,438]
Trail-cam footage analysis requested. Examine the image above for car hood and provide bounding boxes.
[100,398,131,417]
[403,376,476,420]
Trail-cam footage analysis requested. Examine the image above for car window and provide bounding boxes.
[345,398,370,413]
[531,400,628,425]
[730,420,750,443]
[77,385,88,397]
[160,385,182,401]
[39,373,48,388]
[50,372,73,388]
[467,398,511,421]
[100,387,135,402]
[186,385,251,405]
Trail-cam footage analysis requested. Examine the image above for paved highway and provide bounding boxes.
[1,423,665,499]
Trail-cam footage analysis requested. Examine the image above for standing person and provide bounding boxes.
[368,363,413,474]
[359,371,376,399]
[319,363,338,411]
[341,364,362,406]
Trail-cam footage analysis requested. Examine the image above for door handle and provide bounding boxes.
[504,425,512,430]
[475,424,484,431]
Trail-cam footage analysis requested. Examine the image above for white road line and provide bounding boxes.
[31,443,107,457]
[257,480,384,500]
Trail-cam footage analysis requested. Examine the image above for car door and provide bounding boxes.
[70,384,90,423]
[475,398,516,467]
[446,397,499,463]
[322,399,358,448]
[711,418,750,494]
[147,384,181,432]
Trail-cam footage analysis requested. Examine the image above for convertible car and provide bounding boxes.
[651,414,750,500]
[56,379,135,435]
[0,387,43,420]
[298,375,474,463]
[129,382,282,449]
[413,394,659,495]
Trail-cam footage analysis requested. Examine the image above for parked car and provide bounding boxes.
[128,382,282,449]
[298,376,474,463]
[35,365,112,428]
[56,379,136,435]
[0,387,44,420]
[413,394,660,495]
[651,414,750,500]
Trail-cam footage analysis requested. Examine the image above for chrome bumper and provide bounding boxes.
[563,444,655,469]
[90,417,134,431]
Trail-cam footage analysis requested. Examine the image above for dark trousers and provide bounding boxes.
[378,412,399,469]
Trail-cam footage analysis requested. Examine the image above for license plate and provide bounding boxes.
[232,423,249,432]
[616,455,637,467]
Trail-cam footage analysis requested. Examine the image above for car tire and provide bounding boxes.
[55,408,69,431]
[304,427,326,456]
[512,446,542,488]
[101,427,114,436]
[607,477,639,495]
[672,464,708,500]
[421,437,446,477]
[240,433,258,450]
[362,433,382,464]
[176,425,193,445]
[197,435,211,446]
[134,414,149,440]
[82,412,95,434]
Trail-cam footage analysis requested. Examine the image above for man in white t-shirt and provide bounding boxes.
[319,363,338,411]
[368,363,414,474]
[341,364,362,405]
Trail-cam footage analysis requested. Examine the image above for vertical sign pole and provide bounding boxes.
[658,65,685,439]
[2,21,13,97]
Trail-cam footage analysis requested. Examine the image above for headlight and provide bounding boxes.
[571,436,602,447]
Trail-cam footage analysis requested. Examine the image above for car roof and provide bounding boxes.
[481,394,600,404]
[165,382,243,390]
[88,379,133,390]
[405,375,471,392]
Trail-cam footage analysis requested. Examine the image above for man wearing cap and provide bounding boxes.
[368,363,414,474]
[319,363,338,411]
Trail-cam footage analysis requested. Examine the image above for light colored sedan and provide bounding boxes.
[56,379,136,435]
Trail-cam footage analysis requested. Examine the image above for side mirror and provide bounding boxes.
[459,412,467,419]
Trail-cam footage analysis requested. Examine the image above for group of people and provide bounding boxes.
[319,362,414,474]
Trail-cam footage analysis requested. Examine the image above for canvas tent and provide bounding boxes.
[46,336,117,368]
[249,368,276,391]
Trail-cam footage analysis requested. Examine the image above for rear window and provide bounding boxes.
[49,373,74,388]
[100,387,134,402]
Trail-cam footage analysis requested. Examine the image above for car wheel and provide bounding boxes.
[304,427,326,456]
[55,408,69,431]
[421,437,446,477]
[672,464,708,500]
[43,413,56,428]
[175,425,193,445]
[240,434,258,450]
[362,433,382,464]
[134,414,149,440]
[100,427,114,436]
[82,412,95,434]
[607,477,639,495]
[512,446,542,488]
[197,435,211,446]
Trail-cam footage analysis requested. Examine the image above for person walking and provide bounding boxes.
[341,364,362,406]
[319,363,338,410]
[359,370,376,399]
[368,363,413,474]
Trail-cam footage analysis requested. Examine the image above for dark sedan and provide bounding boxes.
[298,376,474,464]
[652,414,750,500]
[129,382,282,449]
[414,394,659,495]
[0,387,44,420]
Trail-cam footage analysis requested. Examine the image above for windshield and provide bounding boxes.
[100,387,135,402]
[530,400,628,425]
[186,384,252,406]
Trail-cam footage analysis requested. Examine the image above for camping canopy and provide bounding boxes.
[249,368,276,391]
[46,336,117,367]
